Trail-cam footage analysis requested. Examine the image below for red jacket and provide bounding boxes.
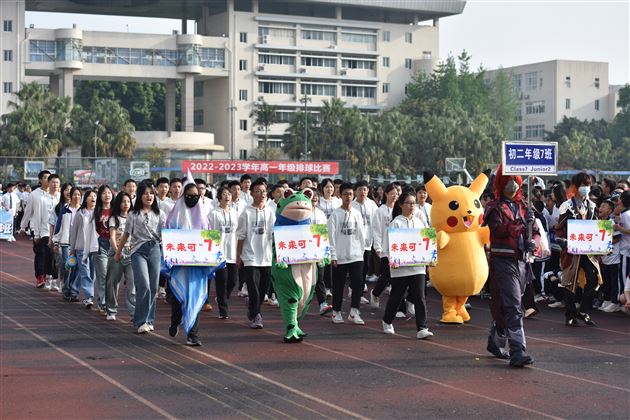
[484,198,538,259]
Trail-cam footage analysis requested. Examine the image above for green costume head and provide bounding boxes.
[275,188,313,226]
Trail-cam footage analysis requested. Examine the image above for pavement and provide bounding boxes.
[1,237,629,419]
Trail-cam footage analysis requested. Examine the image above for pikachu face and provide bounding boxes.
[423,172,488,234]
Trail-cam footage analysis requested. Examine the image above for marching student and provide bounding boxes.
[56,186,81,300]
[69,189,97,308]
[48,182,73,293]
[598,199,622,312]
[156,177,174,216]
[414,184,432,227]
[115,183,166,334]
[240,174,253,205]
[328,183,366,324]
[318,178,341,219]
[382,191,433,339]
[353,180,379,286]
[92,185,114,312]
[194,178,214,217]
[209,186,239,319]
[228,180,248,218]
[123,179,137,204]
[236,180,276,329]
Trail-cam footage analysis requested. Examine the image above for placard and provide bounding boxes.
[274,224,330,265]
[502,141,557,175]
[0,209,15,241]
[388,227,438,267]
[567,219,613,255]
[161,229,224,267]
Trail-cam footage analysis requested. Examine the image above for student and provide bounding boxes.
[228,180,247,217]
[92,185,114,312]
[105,192,135,321]
[382,191,433,339]
[209,186,239,319]
[236,180,276,329]
[169,178,183,203]
[267,184,285,213]
[48,182,73,293]
[123,179,137,204]
[69,189,97,308]
[115,183,166,334]
[240,174,253,205]
[56,186,81,301]
[414,184,432,227]
[598,200,622,312]
[156,177,174,216]
[352,180,379,289]
[328,183,366,325]
[318,178,341,219]
[614,191,630,295]
[194,178,214,217]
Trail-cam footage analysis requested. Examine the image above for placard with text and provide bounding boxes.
[567,219,613,255]
[388,227,438,267]
[273,224,330,265]
[0,209,14,241]
[161,229,224,267]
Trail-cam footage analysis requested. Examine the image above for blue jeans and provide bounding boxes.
[93,238,110,308]
[75,250,94,300]
[60,245,78,297]
[131,241,161,328]
[106,247,135,317]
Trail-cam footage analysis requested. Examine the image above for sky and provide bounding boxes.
[25,0,630,85]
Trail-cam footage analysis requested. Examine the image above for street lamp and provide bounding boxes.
[93,120,99,159]
[300,93,311,161]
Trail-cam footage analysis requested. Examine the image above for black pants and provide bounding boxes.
[215,263,237,317]
[531,260,546,295]
[242,266,271,319]
[315,265,327,305]
[170,290,199,339]
[383,274,427,330]
[33,236,55,278]
[565,256,599,318]
[323,265,332,289]
[332,261,363,311]
[600,263,620,303]
[372,257,391,297]
[362,249,372,279]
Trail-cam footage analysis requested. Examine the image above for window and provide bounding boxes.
[515,107,522,122]
[239,59,248,71]
[240,32,247,43]
[258,53,295,65]
[258,81,295,94]
[3,82,12,93]
[405,58,412,69]
[199,48,225,68]
[382,57,390,67]
[301,56,336,67]
[525,101,545,115]
[565,76,571,88]
[239,89,248,101]
[301,30,336,41]
[512,74,522,92]
[240,120,248,131]
[525,124,545,139]
[301,83,336,96]
[341,85,375,98]
[405,32,412,43]
[525,71,538,91]
[513,126,523,140]
[30,40,56,62]
[341,58,375,70]
[3,20,12,32]
[194,81,204,97]
[595,99,600,111]
[594,77,600,88]
[404,85,408,95]
[3,50,12,62]
[382,31,390,42]
[341,32,376,44]
[382,83,389,93]
[274,111,293,123]
[565,98,571,109]
[194,110,204,126]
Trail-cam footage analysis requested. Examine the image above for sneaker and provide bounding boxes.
[534,294,545,303]
[44,277,52,291]
[263,294,270,304]
[36,275,45,288]
[370,292,380,309]
[426,280,433,288]
[348,308,365,325]
[169,324,179,337]
[416,328,434,339]
[384,285,392,295]
[319,302,333,316]
[159,287,167,299]
[524,308,538,318]
[325,288,332,297]
[366,274,379,283]
[548,301,565,309]
[363,283,368,292]
[602,303,622,313]
[331,310,344,324]
[249,313,263,329]
[382,321,395,335]
[577,312,595,326]
[217,314,229,320]
[98,306,107,315]
[598,301,613,311]
[51,280,60,292]
[509,351,534,367]
[238,284,248,297]
[148,324,154,331]
[186,336,202,347]
[83,298,93,310]
[106,314,116,321]
[69,296,80,303]
[406,301,416,316]
[395,311,406,318]
[360,296,369,305]
[270,294,279,306]
[137,323,151,334]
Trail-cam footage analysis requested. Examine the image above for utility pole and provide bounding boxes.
[300,92,311,161]
[93,120,99,159]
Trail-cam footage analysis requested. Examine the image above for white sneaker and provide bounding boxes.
[382,321,395,335]
[348,308,365,325]
[347,289,352,299]
[325,288,332,297]
[363,283,368,292]
[598,301,611,311]
[270,294,279,306]
[148,324,154,331]
[106,314,116,321]
[360,296,369,304]
[384,285,392,295]
[238,284,248,297]
[602,302,622,313]
[370,292,380,309]
[137,323,151,334]
[548,301,565,309]
[406,301,416,316]
[263,294,270,303]
[51,279,60,292]
[534,294,545,303]
[426,280,433,288]
[332,310,344,324]
[159,287,167,299]
[366,274,378,283]
[395,311,406,318]
[44,277,52,291]
[416,328,434,339]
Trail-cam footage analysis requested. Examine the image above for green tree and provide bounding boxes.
[249,101,277,161]
[142,146,166,167]
[282,110,316,160]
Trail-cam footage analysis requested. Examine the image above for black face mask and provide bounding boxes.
[184,195,200,208]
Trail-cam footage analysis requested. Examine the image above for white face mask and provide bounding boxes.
[578,186,591,198]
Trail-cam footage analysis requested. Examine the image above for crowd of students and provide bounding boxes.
[2,170,629,350]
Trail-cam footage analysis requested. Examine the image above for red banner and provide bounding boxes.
[182,160,339,175]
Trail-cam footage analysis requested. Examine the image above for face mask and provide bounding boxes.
[504,180,519,194]
[578,186,590,198]
[184,195,200,208]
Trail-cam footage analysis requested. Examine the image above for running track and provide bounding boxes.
[1,238,629,419]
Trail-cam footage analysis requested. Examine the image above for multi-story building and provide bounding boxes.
[486,60,622,141]
[1,0,465,165]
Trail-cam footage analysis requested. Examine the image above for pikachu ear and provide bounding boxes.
[423,171,447,202]
[469,172,488,196]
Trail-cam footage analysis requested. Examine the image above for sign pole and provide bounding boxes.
[526,175,533,262]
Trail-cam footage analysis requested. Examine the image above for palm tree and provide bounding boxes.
[250,100,277,161]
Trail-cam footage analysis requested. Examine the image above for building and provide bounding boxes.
[1,0,465,165]
[486,60,622,141]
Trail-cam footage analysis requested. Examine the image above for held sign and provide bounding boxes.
[501,141,558,175]
[273,224,330,265]
[388,227,438,267]
[567,219,613,255]
[161,229,224,267]
[0,209,14,241]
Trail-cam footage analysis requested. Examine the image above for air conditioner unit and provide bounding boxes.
[262,35,270,44]
[329,44,337,49]
[340,69,347,75]
[257,65,265,71]
[299,67,306,73]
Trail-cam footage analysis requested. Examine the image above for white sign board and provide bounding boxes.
[274,224,330,265]
[161,229,224,267]
[387,227,438,267]
[567,219,613,255]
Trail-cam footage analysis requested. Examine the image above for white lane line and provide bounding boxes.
[0,311,178,420]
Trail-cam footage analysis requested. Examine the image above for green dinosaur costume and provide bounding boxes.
[272,189,327,343]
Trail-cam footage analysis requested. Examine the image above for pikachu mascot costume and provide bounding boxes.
[423,171,490,324]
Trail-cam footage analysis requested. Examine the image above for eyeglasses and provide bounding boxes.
[185,194,200,199]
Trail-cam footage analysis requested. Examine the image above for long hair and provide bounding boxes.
[552,183,567,205]
[54,182,74,215]
[110,191,132,229]
[79,189,96,210]
[381,183,398,205]
[93,184,113,224]
[567,172,591,199]
[132,182,160,215]
[493,164,523,203]
[392,190,414,219]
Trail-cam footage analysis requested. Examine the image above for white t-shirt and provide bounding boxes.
[236,205,276,266]
[327,206,365,265]
[230,199,247,219]
[318,196,341,220]
[352,198,378,250]
[618,209,630,257]
[210,207,238,264]
[414,202,432,227]
[158,197,175,217]
[388,215,427,277]
[373,204,395,258]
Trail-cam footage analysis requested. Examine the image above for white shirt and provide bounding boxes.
[327,206,365,265]
[199,196,214,219]
[242,190,253,205]
[209,206,238,264]
[158,197,175,217]
[318,197,341,220]
[373,204,395,258]
[236,204,276,266]
[414,202,432,227]
[1,191,19,216]
[352,198,378,250]
[230,198,247,218]
[388,214,427,277]
[311,207,327,225]
[543,205,560,231]
[20,188,59,239]
[618,209,630,257]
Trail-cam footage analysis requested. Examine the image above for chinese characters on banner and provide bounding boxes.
[388,227,438,267]
[0,209,15,241]
[183,160,339,175]
[567,219,613,255]
[161,229,224,267]
[273,224,330,265]
[501,141,558,175]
